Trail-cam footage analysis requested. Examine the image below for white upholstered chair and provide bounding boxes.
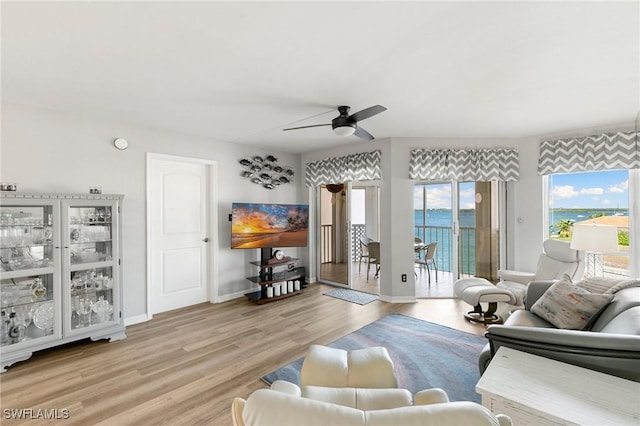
[300,344,397,389]
[497,239,586,306]
[232,384,513,426]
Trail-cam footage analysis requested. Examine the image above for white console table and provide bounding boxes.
[476,347,640,425]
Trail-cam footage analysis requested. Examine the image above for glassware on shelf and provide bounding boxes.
[70,296,80,329]
[7,312,20,343]
[33,300,55,335]
[15,305,34,341]
[77,297,93,328]
[32,278,46,298]
[1,285,21,307]
[0,310,9,345]
[92,296,113,323]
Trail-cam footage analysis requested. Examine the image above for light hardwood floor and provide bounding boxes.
[322,260,464,298]
[0,283,487,425]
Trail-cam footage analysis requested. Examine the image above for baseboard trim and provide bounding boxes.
[216,288,259,303]
[378,295,417,304]
[124,313,151,326]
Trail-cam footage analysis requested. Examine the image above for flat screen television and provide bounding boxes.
[231,203,309,249]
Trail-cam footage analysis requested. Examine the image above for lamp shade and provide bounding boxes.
[570,224,619,253]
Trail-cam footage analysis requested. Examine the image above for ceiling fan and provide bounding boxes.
[283,105,387,141]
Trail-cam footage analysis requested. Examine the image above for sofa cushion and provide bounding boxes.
[503,309,555,328]
[365,402,506,426]
[531,276,613,330]
[301,386,413,410]
[573,276,640,294]
[598,306,640,335]
[591,287,640,331]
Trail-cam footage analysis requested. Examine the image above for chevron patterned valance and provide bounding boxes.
[409,148,520,182]
[306,150,381,187]
[537,131,640,175]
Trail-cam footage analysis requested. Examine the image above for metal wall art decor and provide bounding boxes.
[239,155,295,190]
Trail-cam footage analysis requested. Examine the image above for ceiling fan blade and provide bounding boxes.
[354,126,375,141]
[349,105,387,123]
[282,123,331,131]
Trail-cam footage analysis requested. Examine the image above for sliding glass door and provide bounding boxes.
[317,182,380,293]
[414,181,502,297]
[318,184,350,287]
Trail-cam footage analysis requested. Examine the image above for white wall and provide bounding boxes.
[0,102,305,322]
[3,102,632,316]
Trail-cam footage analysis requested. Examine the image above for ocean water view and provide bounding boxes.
[548,208,629,233]
[414,208,629,229]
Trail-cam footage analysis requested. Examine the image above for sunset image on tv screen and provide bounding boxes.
[231,203,309,249]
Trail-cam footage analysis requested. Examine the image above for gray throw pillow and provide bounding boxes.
[531,275,613,330]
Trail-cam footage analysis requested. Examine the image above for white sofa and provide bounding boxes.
[232,381,512,426]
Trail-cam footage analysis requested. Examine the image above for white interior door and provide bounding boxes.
[149,155,211,314]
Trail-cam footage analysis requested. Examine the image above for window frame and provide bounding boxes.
[542,169,639,277]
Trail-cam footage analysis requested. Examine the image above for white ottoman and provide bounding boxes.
[454,278,517,324]
[300,344,398,388]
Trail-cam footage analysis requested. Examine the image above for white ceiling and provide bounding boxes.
[2,1,638,154]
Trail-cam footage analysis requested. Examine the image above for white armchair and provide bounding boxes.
[232,383,513,426]
[497,239,586,306]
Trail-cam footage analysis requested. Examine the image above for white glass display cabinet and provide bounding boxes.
[0,193,125,372]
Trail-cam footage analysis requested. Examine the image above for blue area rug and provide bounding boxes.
[323,288,379,305]
[261,313,486,402]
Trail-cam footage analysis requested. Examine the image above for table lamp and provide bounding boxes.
[570,224,618,277]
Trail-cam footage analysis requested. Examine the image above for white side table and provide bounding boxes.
[476,347,640,425]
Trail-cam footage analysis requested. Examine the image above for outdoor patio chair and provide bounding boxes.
[415,242,438,285]
[359,236,373,273]
[367,242,381,282]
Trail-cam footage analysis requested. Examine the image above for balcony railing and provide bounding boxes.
[414,225,476,275]
[321,224,476,275]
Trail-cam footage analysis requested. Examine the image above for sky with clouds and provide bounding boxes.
[414,182,476,210]
[412,170,629,210]
[549,170,629,209]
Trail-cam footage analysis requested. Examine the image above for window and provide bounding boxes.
[545,169,635,278]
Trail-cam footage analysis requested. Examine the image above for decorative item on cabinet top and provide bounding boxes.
[239,155,294,190]
[0,183,17,192]
[0,192,123,200]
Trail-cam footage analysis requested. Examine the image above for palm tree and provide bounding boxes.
[555,219,574,238]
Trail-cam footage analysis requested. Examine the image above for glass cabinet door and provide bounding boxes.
[63,201,119,334]
[0,202,61,346]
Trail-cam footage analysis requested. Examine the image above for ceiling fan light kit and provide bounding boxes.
[333,123,356,136]
[283,104,387,141]
[239,155,294,190]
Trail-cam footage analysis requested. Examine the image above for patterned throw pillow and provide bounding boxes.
[531,275,614,330]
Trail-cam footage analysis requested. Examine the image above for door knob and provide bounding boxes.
[202,237,210,243]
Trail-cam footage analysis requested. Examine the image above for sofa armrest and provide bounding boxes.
[486,325,640,352]
[499,270,535,285]
[414,388,449,405]
[271,380,302,397]
[524,280,555,309]
[231,398,246,426]
[485,325,640,381]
